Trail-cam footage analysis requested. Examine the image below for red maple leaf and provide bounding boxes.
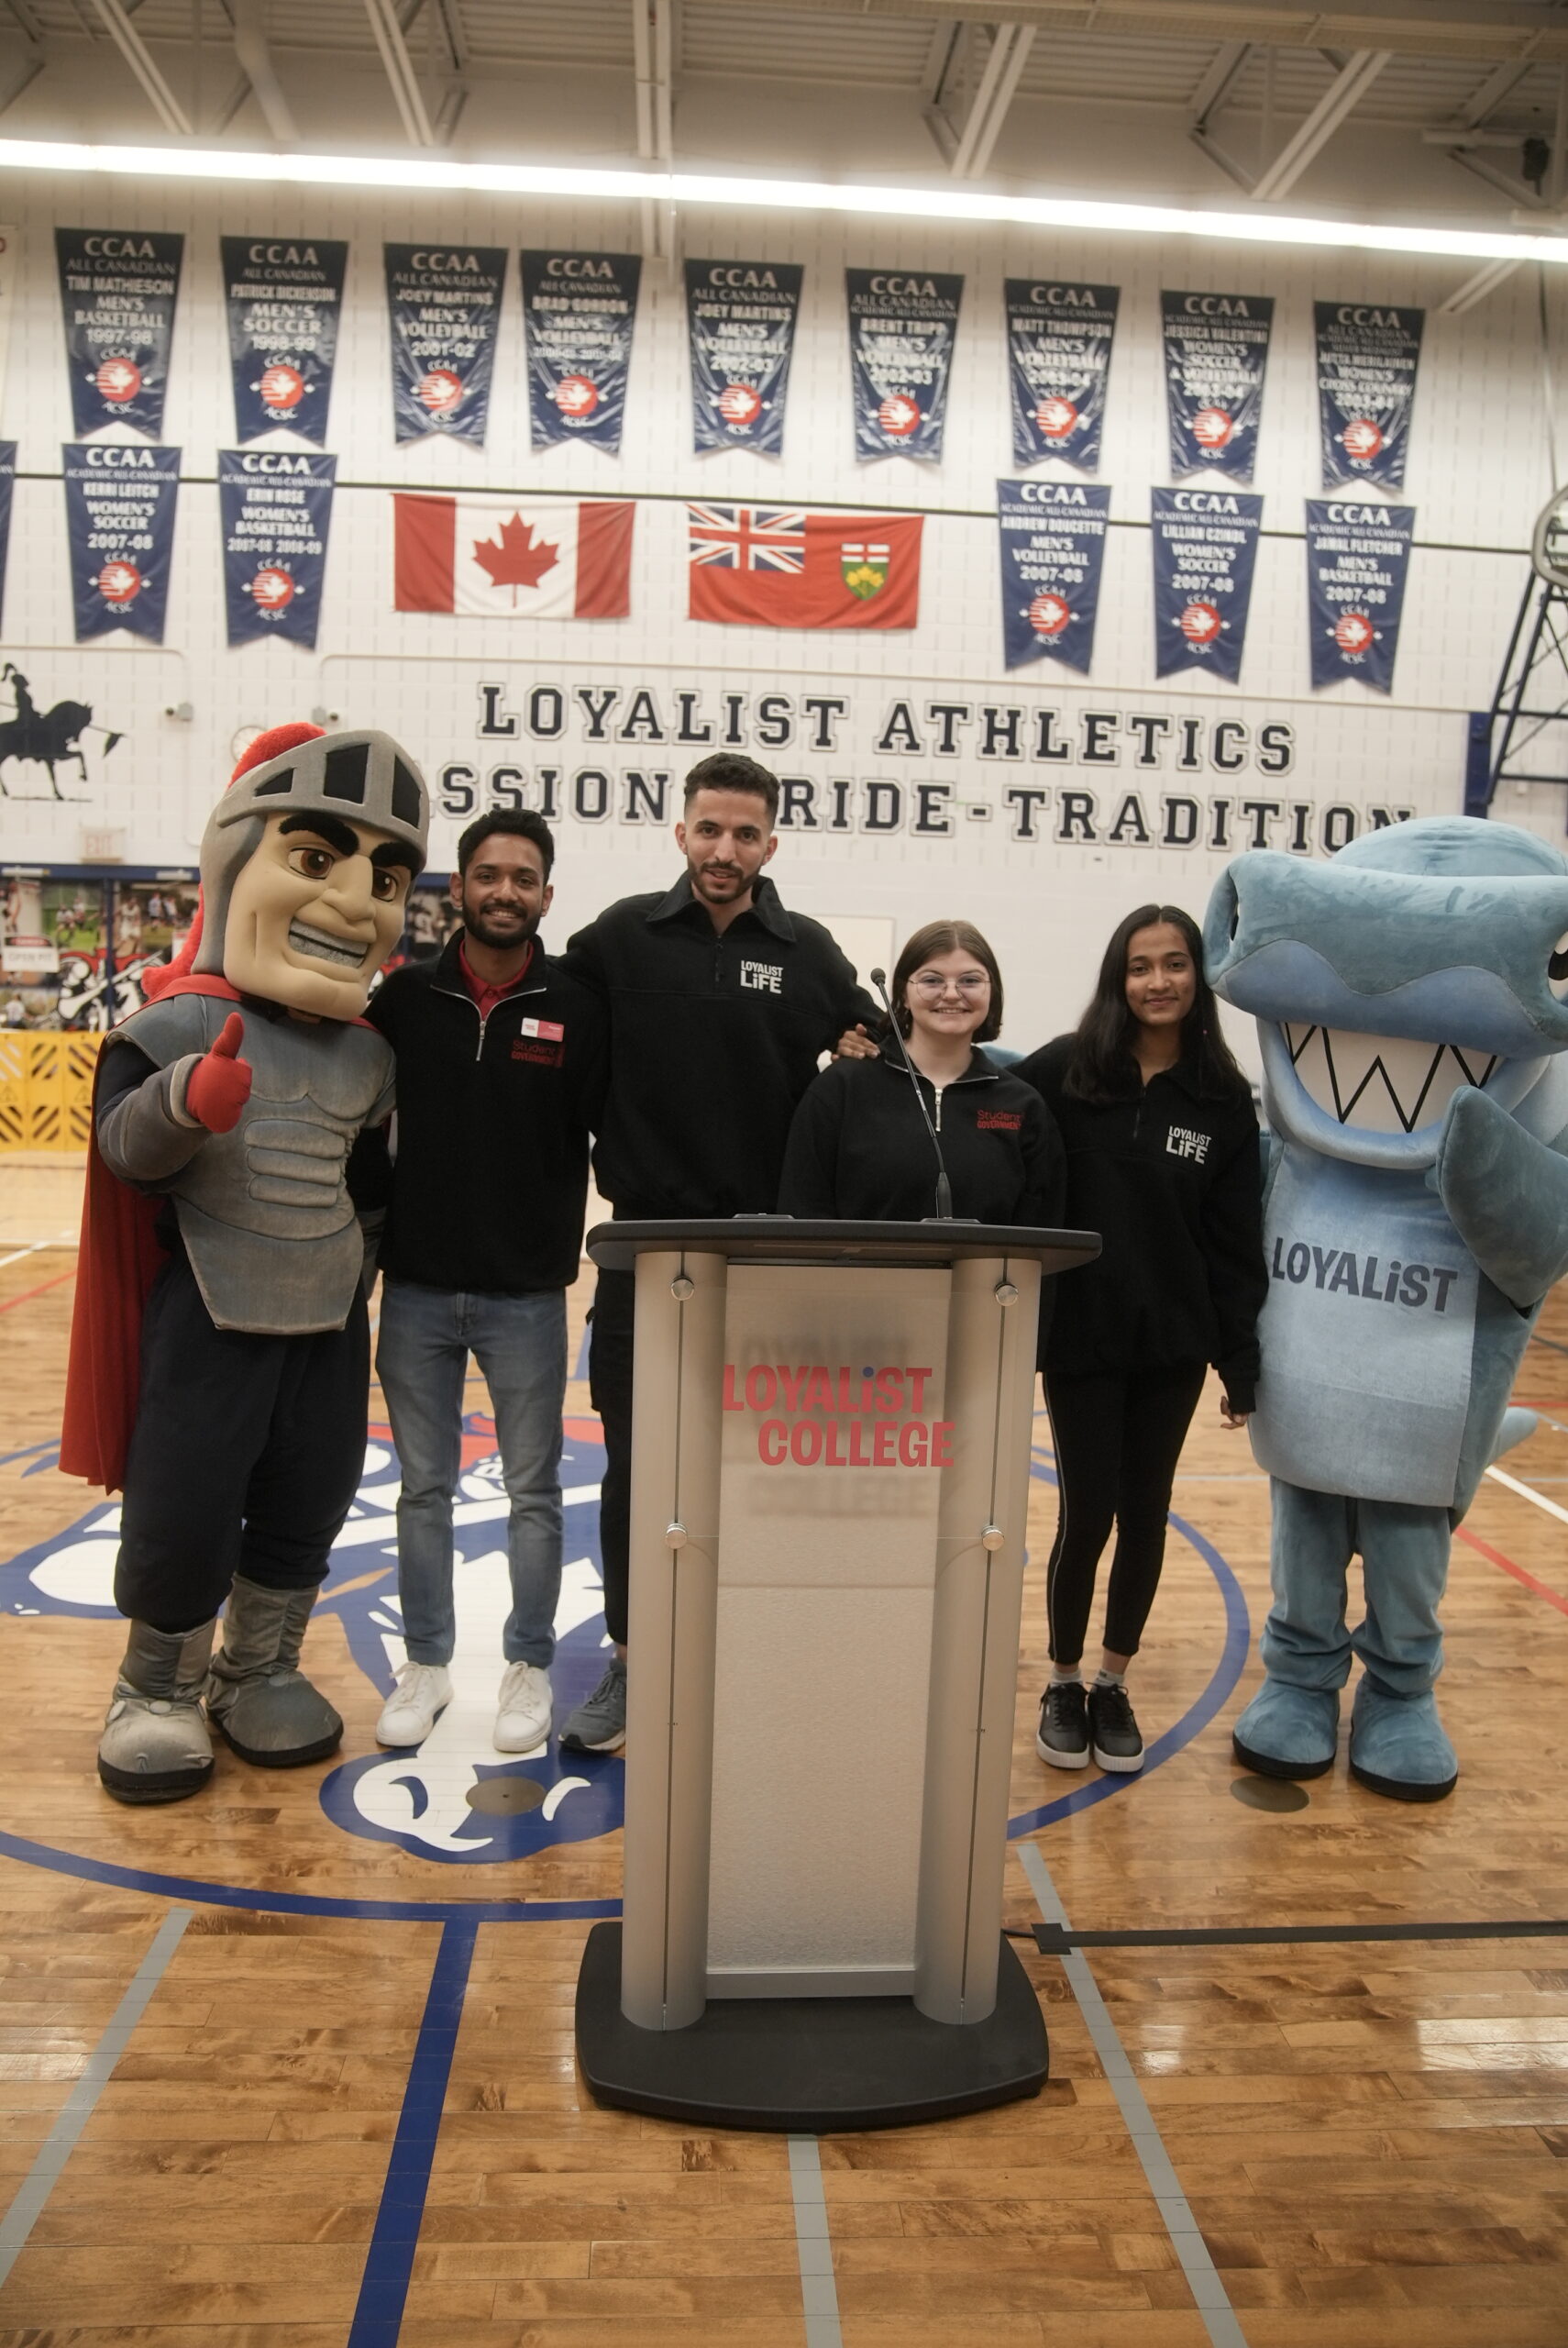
[471,513,561,604]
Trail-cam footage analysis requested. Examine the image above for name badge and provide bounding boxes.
[521,1017,565,1041]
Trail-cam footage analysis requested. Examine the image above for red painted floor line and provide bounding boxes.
[1457,1525,1568,1621]
[0,1267,76,1316]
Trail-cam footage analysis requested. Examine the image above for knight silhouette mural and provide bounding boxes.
[0,662,122,798]
[61,721,429,1803]
[1205,816,1568,1800]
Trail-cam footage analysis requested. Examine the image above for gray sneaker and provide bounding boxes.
[559,1656,627,1753]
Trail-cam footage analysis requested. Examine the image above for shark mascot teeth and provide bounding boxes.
[1204,816,1568,1800]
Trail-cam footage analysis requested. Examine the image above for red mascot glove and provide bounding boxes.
[183,1013,252,1134]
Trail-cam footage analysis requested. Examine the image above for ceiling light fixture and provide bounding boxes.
[0,136,1562,267]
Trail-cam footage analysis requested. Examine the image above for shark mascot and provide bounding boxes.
[1203,816,1568,1800]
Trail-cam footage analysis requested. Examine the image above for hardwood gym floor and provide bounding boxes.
[2,1155,1567,2347]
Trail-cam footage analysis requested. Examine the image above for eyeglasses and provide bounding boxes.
[910,971,991,997]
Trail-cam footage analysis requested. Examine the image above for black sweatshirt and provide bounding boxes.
[559,873,878,1219]
[779,1050,1066,1230]
[1014,1034,1266,1410]
[365,935,608,1293]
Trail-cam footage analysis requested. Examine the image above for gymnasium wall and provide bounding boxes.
[0,170,1562,1051]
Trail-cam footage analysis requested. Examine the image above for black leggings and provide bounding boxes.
[1043,1363,1208,1666]
[587,1268,635,1647]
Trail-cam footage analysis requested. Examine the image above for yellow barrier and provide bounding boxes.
[0,1033,104,1152]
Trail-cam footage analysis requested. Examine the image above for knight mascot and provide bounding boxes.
[1204,816,1568,1800]
[61,722,428,1802]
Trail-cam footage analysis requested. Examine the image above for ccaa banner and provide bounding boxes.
[847,270,963,463]
[997,479,1110,674]
[56,228,183,438]
[521,250,641,454]
[1004,279,1120,472]
[0,441,12,630]
[1160,292,1273,484]
[384,244,506,446]
[221,236,348,445]
[393,493,635,618]
[63,441,180,644]
[1150,485,1262,684]
[219,449,336,649]
[685,259,802,457]
[688,504,922,629]
[1305,498,1415,692]
[1316,302,1424,493]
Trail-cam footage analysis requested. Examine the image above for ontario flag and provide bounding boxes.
[393,493,635,618]
[687,504,922,629]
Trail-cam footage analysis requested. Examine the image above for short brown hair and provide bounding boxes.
[683,751,779,825]
[890,920,1004,1043]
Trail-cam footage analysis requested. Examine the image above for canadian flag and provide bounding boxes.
[393,493,635,618]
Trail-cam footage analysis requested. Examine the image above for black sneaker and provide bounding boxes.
[1088,1680,1143,1774]
[1035,1678,1090,1770]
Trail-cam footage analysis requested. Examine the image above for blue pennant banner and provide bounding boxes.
[686,258,802,457]
[847,269,963,463]
[1316,301,1424,493]
[385,243,506,445]
[222,236,348,446]
[0,441,14,631]
[1305,497,1415,692]
[521,250,641,454]
[57,228,183,438]
[1151,484,1262,684]
[997,478,1110,674]
[1005,278,1119,472]
[219,449,337,648]
[63,441,180,643]
[1160,291,1274,484]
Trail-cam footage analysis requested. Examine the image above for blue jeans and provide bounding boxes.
[376,1279,566,1668]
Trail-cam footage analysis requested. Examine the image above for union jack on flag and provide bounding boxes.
[688,504,806,574]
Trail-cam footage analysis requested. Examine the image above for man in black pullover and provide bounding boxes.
[556,751,878,1752]
[365,811,607,1755]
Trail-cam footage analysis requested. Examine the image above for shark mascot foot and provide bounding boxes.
[1231,1682,1339,1779]
[1206,817,1568,1805]
[1349,1678,1457,1803]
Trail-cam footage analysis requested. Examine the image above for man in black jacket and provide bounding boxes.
[365,811,607,1755]
[556,751,878,1753]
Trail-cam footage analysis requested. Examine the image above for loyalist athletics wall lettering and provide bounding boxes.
[1305,498,1415,692]
[1150,485,1262,683]
[1004,279,1120,472]
[384,243,505,445]
[221,237,348,446]
[1160,292,1273,484]
[56,228,183,438]
[63,440,180,643]
[521,249,641,454]
[997,479,1110,673]
[846,269,963,463]
[1315,303,1424,493]
[686,258,803,457]
[219,449,337,648]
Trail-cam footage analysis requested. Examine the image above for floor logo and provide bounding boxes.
[1,1412,624,1867]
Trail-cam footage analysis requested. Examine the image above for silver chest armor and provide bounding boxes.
[104,993,394,1335]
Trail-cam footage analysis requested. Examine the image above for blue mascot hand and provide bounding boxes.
[1435,1082,1568,1309]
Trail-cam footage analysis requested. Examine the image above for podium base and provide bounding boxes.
[575,1923,1048,2132]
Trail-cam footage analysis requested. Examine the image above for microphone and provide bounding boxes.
[870,967,954,1220]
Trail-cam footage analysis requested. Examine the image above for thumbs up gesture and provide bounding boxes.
[184,1013,252,1135]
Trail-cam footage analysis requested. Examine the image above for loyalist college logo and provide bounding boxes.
[723,1360,955,1468]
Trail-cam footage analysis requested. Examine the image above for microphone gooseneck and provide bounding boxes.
[870,967,954,1220]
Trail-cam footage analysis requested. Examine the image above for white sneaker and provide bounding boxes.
[494,1661,553,1753]
[375,1661,452,1747]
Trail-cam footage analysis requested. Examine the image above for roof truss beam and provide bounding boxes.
[924,18,1035,178]
[87,0,191,135]
[633,0,675,165]
[362,0,433,146]
[1250,45,1390,199]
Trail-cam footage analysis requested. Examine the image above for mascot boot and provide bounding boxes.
[97,1616,217,1803]
[205,1576,344,1767]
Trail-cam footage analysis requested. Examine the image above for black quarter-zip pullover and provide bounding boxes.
[559,873,878,1218]
[1015,1034,1265,1408]
[365,934,608,1293]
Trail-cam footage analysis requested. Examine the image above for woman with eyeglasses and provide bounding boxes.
[778,919,1064,1229]
[1014,904,1265,1778]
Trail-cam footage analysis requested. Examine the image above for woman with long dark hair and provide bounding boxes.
[779,919,1063,1228]
[1015,904,1265,1775]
